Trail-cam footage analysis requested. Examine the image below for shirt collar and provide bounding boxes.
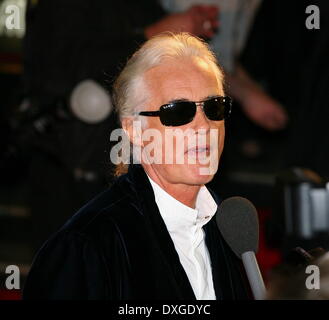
[146,174,218,232]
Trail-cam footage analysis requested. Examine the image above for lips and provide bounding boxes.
[185,145,210,156]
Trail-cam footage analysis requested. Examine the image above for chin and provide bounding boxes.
[181,165,217,185]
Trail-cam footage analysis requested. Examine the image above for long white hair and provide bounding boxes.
[111,32,224,176]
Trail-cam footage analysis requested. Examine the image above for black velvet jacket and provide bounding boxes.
[23,165,250,300]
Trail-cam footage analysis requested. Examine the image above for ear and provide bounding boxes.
[121,117,143,147]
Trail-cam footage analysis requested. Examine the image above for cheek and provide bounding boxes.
[219,125,225,150]
[209,122,225,152]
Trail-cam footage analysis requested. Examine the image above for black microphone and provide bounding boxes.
[216,196,266,300]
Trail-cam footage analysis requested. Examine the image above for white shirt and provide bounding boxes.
[147,175,218,300]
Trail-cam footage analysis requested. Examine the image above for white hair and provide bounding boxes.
[111,32,224,176]
[112,32,224,122]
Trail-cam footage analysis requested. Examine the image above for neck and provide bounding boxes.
[143,166,201,209]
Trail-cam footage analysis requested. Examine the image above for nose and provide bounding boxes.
[190,102,211,132]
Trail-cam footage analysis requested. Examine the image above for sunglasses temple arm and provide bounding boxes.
[138,111,160,117]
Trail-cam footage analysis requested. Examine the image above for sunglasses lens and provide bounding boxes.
[203,97,232,121]
[160,102,196,126]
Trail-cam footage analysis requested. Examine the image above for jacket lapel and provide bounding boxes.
[127,165,196,300]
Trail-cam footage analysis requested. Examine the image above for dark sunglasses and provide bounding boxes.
[138,96,232,126]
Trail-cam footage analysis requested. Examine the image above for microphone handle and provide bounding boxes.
[241,251,266,300]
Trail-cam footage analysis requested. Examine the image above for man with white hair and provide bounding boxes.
[23,33,250,300]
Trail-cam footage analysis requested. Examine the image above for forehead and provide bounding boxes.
[143,57,223,106]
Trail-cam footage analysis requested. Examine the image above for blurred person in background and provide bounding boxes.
[242,0,329,255]
[241,0,329,179]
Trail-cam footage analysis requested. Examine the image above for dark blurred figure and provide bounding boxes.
[23,0,219,252]
[240,0,329,257]
[241,0,329,179]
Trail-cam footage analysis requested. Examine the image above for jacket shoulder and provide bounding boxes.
[23,175,137,299]
[60,173,141,237]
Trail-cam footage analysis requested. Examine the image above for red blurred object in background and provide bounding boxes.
[0,289,21,300]
[256,209,282,282]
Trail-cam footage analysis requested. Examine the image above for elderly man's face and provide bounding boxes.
[138,56,225,186]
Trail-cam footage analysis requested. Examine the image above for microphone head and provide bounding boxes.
[216,196,259,258]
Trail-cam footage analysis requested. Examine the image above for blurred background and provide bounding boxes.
[1,0,329,299]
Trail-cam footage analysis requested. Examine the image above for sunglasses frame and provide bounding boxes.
[138,96,232,126]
